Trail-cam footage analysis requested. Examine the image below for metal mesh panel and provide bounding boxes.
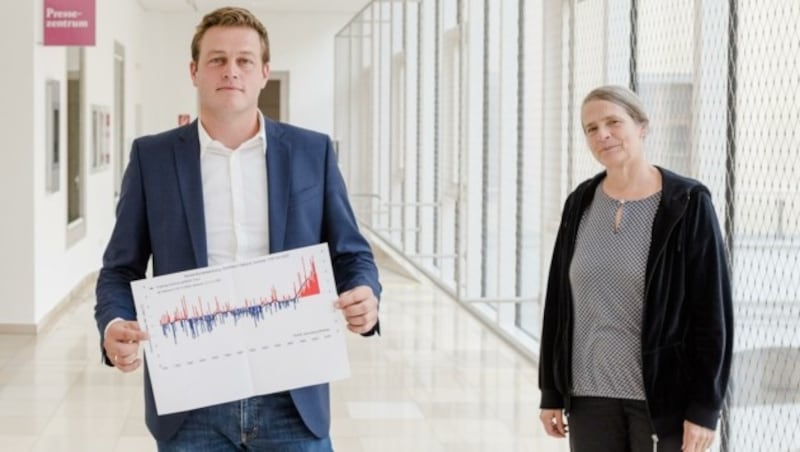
[567,0,800,450]
[335,2,800,448]
[726,1,800,450]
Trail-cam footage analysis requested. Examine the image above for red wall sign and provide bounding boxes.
[43,0,95,46]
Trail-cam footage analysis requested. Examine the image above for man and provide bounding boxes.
[94,7,381,451]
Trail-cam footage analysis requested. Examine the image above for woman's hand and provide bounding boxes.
[540,409,568,438]
[682,420,715,451]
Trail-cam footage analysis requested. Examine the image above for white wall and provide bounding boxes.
[0,0,146,327]
[0,4,35,325]
[31,0,146,323]
[139,11,351,136]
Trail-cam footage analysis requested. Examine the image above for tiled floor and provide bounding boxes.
[0,249,569,451]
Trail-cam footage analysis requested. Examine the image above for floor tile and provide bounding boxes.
[346,401,425,419]
[0,252,566,452]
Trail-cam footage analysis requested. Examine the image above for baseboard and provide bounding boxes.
[0,271,98,335]
[0,323,37,334]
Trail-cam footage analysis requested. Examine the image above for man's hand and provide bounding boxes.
[540,409,568,438]
[335,286,379,334]
[103,321,149,373]
[682,420,715,452]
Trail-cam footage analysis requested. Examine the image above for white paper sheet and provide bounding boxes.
[131,243,350,415]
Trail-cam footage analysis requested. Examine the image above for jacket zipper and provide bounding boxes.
[563,192,584,408]
[640,190,691,448]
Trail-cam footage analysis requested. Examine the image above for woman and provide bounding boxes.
[538,85,733,452]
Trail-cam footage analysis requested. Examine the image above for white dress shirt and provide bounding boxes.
[198,114,270,266]
[104,116,271,340]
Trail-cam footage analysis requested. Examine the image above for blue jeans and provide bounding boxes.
[157,392,333,452]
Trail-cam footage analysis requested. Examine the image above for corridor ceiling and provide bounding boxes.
[136,0,369,13]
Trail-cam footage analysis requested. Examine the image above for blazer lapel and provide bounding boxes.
[266,118,290,253]
[174,121,208,267]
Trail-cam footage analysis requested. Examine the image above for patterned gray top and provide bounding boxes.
[569,184,661,400]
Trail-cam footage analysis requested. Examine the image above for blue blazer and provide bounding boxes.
[95,118,381,441]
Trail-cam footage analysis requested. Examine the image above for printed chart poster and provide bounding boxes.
[131,243,350,415]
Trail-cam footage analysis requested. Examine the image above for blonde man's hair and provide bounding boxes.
[191,7,270,64]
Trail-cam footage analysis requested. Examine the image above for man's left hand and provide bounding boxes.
[335,286,379,334]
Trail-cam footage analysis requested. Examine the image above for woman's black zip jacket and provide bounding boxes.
[538,167,734,438]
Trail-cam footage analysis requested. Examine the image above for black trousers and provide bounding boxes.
[567,397,682,452]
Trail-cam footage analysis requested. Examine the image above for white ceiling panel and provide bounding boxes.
[136,0,370,14]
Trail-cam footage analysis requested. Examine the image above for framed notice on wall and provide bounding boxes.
[91,105,111,170]
[45,79,60,193]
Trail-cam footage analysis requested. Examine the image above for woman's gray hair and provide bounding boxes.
[582,85,650,128]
